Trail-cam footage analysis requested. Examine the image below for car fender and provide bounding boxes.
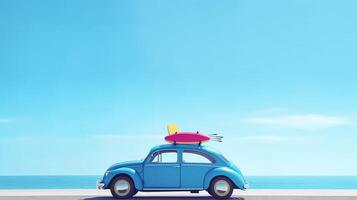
[204,167,246,190]
[106,167,143,190]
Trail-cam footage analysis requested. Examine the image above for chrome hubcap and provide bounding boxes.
[214,180,230,196]
[114,179,130,196]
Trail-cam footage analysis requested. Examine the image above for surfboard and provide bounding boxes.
[164,132,210,144]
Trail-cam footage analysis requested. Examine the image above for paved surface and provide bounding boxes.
[1,190,357,200]
[0,196,356,200]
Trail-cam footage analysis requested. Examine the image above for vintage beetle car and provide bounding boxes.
[97,144,248,199]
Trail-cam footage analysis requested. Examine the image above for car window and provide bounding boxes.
[182,150,215,164]
[149,150,177,163]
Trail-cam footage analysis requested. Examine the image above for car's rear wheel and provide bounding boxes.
[110,175,137,199]
[208,176,234,199]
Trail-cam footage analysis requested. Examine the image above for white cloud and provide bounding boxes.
[0,118,11,123]
[243,114,352,130]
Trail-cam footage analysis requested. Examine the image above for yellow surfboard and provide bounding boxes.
[167,123,179,135]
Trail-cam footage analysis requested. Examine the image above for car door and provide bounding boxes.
[143,149,180,188]
[181,150,216,189]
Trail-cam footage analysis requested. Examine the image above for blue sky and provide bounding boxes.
[0,0,356,175]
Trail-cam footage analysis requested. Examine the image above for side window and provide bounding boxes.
[182,150,215,164]
[149,150,177,163]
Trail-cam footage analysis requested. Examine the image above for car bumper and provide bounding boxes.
[96,180,105,190]
[243,183,250,190]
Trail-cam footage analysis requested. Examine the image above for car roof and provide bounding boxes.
[150,144,221,155]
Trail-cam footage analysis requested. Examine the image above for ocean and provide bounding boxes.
[0,176,357,189]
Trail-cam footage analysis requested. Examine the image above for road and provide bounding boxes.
[0,196,356,200]
[1,190,357,200]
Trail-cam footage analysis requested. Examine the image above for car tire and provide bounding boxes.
[110,175,137,199]
[208,176,234,199]
[206,189,213,196]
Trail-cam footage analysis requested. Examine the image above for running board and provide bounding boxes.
[142,188,203,191]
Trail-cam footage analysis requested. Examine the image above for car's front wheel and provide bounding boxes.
[208,176,234,199]
[110,175,137,199]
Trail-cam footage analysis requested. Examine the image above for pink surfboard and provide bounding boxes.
[164,132,210,144]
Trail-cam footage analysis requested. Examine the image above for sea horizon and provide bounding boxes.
[1,175,357,190]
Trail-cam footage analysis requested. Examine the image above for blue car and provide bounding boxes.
[97,144,248,199]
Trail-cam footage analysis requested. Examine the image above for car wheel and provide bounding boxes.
[208,176,234,199]
[110,176,137,199]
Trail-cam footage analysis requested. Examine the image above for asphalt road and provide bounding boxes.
[0,196,356,200]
